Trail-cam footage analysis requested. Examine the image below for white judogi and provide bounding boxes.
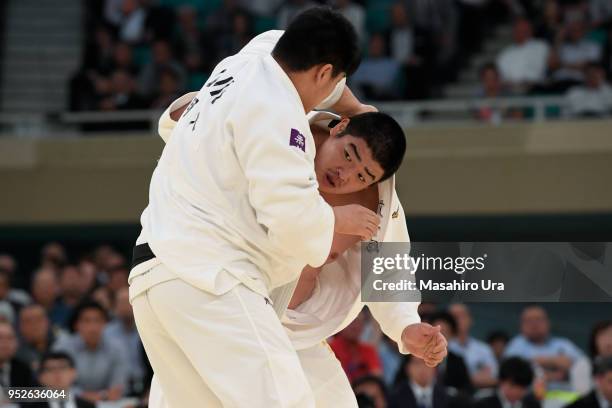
[130,30,347,408]
[152,107,420,407]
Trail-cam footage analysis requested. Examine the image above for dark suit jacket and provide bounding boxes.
[8,358,36,387]
[564,391,603,408]
[473,393,541,408]
[20,396,96,408]
[389,382,450,408]
[440,351,473,395]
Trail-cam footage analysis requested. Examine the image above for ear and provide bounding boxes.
[314,63,334,84]
[329,117,350,137]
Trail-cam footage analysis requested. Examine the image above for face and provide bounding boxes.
[500,381,528,403]
[482,68,501,92]
[114,288,134,322]
[32,269,59,305]
[521,307,549,343]
[19,306,49,343]
[407,357,436,387]
[353,381,387,408]
[369,34,386,58]
[585,67,604,88]
[596,326,612,357]
[0,324,17,362]
[315,119,384,194]
[490,338,508,360]
[596,372,612,402]
[513,20,532,44]
[76,309,106,346]
[449,304,472,337]
[60,266,83,297]
[39,359,77,389]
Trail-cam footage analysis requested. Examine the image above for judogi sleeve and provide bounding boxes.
[366,193,421,354]
[230,102,335,268]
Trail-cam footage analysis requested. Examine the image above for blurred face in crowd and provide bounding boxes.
[0,323,18,363]
[521,306,550,344]
[543,0,560,24]
[368,34,386,59]
[114,43,133,68]
[78,260,97,294]
[159,71,180,96]
[391,3,409,28]
[178,6,198,30]
[596,371,612,402]
[111,70,136,95]
[585,66,605,89]
[114,287,134,325]
[481,66,502,96]
[513,19,533,45]
[0,272,9,300]
[449,304,472,338]
[595,326,612,357]
[490,337,509,361]
[353,380,387,408]
[39,358,77,390]
[500,380,529,403]
[108,266,129,293]
[76,308,106,348]
[41,242,67,267]
[567,21,586,43]
[0,254,16,275]
[31,268,59,306]
[153,41,173,65]
[407,356,436,388]
[314,119,384,194]
[121,0,140,16]
[19,305,50,345]
[92,287,113,312]
[60,266,83,299]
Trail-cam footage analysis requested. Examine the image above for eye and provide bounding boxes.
[358,174,366,183]
[344,150,351,162]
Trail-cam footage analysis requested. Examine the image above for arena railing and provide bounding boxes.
[0,96,581,137]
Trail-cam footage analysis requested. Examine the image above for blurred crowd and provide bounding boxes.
[69,0,612,118]
[1,243,611,408]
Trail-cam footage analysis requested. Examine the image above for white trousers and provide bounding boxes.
[148,340,358,408]
[131,265,315,408]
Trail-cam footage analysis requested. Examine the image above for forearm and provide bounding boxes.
[288,266,321,309]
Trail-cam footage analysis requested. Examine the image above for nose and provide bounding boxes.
[337,165,358,184]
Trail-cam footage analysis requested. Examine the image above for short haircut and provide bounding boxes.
[338,112,406,182]
[487,330,510,344]
[38,351,75,374]
[499,357,534,386]
[429,311,458,336]
[593,356,612,376]
[479,62,499,78]
[68,299,109,332]
[272,7,360,77]
[352,375,388,401]
[589,320,612,358]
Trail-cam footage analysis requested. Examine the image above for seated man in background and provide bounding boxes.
[0,321,36,396]
[53,301,128,404]
[566,63,612,117]
[504,305,584,391]
[565,356,612,408]
[473,357,541,408]
[30,351,96,408]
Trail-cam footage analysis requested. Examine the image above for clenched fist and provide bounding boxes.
[401,323,448,368]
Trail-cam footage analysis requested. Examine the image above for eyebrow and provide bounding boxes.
[349,143,376,181]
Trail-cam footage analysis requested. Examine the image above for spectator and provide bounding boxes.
[0,254,30,304]
[104,287,145,396]
[99,69,147,111]
[0,270,25,325]
[473,357,541,408]
[487,331,511,362]
[565,356,612,408]
[31,267,71,329]
[53,301,129,403]
[350,33,401,100]
[91,287,114,313]
[590,321,612,359]
[535,0,564,44]
[589,0,612,30]
[550,18,603,89]
[216,10,255,61]
[277,0,317,29]
[353,375,388,408]
[116,0,147,44]
[0,321,36,388]
[476,63,517,123]
[429,311,473,395]
[389,354,453,408]
[330,311,383,383]
[566,63,612,117]
[33,351,96,408]
[504,305,584,390]
[105,262,129,294]
[449,304,499,389]
[334,0,366,41]
[40,242,67,270]
[16,304,67,373]
[59,266,86,312]
[77,259,98,296]
[173,6,213,74]
[138,40,186,99]
[496,18,550,93]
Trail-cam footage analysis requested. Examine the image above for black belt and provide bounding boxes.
[132,243,156,269]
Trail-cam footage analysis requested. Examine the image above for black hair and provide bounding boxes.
[68,299,109,333]
[38,351,75,375]
[593,356,612,376]
[499,357,534,387]
[338,112,406,182]
[589,320,612,358]
[352,375,388,404]
[272,7,360,77]
[429,311,458,336]
[487,330,510,344]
